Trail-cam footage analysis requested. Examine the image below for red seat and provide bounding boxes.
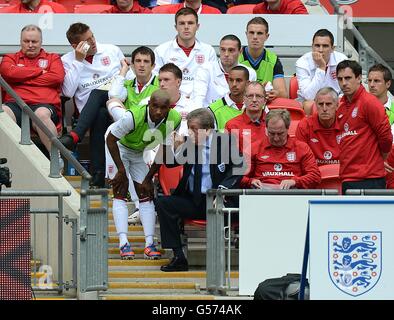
[54,0,110,13]
[0,0,18,5]
[227,4,256,13]
[151,4,175,13]
[158,165,207,228]
[289,74,299,100]
[74,4,112,13]
[267,100,305,120]
[318,164,341,194]
[158,165,183,196]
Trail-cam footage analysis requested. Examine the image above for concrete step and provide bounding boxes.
[101,294,215,300]
[107,271,239,290]
[105,281,199,294]
[108,258,170,271]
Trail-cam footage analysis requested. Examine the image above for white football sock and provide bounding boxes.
[113,198,129,248]
[139,201,156,247]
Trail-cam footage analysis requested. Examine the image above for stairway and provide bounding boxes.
[65,176,239,300]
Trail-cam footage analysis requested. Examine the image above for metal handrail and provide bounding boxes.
[328,0,394,76]
[0,75,91,181]
[206,188,340,296]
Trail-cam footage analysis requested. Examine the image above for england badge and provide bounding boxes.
[38,59,48,68]
[101,56,111,66]
[328,231,381,297]
[286,152,296,162]
[195,54,205,65]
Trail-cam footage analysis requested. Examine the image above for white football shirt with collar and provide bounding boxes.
[61,42,124,112]
[153,38,217,97]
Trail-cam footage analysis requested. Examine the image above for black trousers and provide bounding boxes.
[155,194,239,249]
[73,89,112,174]
[342,177,386,195]
[155,194,206,249]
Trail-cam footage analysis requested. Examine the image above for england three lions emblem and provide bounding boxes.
[328,232,381,297]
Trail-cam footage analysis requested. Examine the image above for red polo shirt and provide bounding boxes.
[153,4,221,14]
[225,111,266,155]
[0,49,65,112]
[0,0,67,13]
[103,2,151,13]
[337,85,393,182]
[253,0,308,14]
[296,112,340,166]
[241,136,321,189]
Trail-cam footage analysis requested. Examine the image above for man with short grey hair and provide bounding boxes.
[155,107,244,272]
[0,24,65,156]
[296,87,340,166]
[241,108,321,189]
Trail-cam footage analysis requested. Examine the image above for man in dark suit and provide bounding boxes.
[155,108,245,272]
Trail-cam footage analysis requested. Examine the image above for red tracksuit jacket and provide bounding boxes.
[386,145,394,189]
[0,49,65,113]
[337,86,393,182]
[241,136,321,189]
[296,112,340,166]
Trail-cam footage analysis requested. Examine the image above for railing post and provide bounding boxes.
[57,195,64,294]
[20,109,32,145]
[206,189,226,295]
[0,86,3,113]
[49,144,61,178]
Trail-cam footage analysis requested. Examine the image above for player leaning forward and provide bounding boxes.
[106,89,181,259]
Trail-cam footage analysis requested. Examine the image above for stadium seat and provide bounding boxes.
[54,0,110,13]
[151,4,173,13]
[226,4,256,14]
[318,164,341,193]
[289,74,299,99]
[158,165,183,196]
[0,0,18,5]
[267,99,305,120]
[158,165,207,253]
[74,4,113,13]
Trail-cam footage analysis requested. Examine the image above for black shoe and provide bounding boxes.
[160,256,188,272]
[59,133,77,151]
[89,171,105,188]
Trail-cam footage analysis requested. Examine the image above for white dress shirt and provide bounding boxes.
[295,51,347,101]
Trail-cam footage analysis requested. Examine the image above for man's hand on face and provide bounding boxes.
[75,41,88,62]
[312,52,327,70]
